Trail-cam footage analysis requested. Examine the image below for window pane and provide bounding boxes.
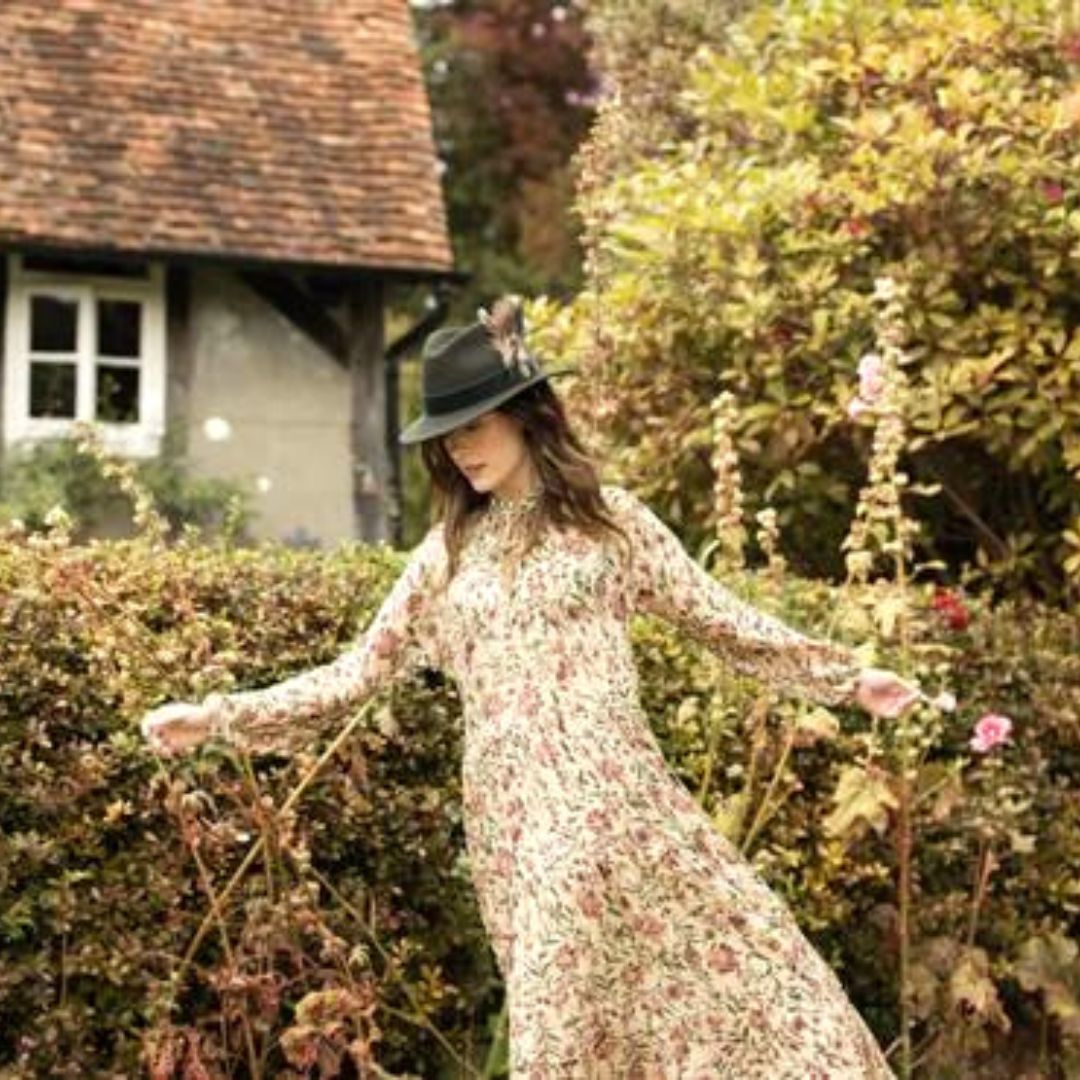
[30,295,78,353]
[97,300,141,358]
[29,362,77,418]
[95,364,140,423]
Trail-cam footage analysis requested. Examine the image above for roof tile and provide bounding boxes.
[0,0,454,273]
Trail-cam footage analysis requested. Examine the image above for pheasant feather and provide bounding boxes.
[478,295,539,378]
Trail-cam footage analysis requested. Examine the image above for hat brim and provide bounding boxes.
[399,367,576,445]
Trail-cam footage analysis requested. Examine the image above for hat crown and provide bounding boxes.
[420,322,507,399]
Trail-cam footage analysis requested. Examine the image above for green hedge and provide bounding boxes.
[1,523,1077,1076]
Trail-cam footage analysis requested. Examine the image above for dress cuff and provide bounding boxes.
[202,691,234,743]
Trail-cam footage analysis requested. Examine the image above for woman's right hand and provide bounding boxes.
[140,700,215,757]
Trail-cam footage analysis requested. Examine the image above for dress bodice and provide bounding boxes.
[205,484,864,753]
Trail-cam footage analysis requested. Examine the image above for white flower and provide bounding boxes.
[873,276,898,302]
[44,505,72,530]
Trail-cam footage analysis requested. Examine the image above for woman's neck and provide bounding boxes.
[489,465,542,504]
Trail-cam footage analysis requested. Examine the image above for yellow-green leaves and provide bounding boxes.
[552,0,1080,599]
[823,763,899,841]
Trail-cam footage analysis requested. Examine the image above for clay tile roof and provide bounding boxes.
[0,0,454,275]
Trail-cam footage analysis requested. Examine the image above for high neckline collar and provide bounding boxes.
[487,484,544,516]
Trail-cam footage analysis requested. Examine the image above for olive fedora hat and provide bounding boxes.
[399,296,575,445]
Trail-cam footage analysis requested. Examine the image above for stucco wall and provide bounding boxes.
[181,268,354,546]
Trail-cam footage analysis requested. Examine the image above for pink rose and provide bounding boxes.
[970,713,1013,753]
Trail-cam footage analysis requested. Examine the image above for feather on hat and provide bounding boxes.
[477,295,539,378]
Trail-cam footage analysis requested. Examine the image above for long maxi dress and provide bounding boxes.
[203,483,895,1080]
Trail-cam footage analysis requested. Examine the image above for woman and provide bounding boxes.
[142,297,917,1078]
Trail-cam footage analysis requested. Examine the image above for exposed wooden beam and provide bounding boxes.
[346,280,388,543]
[240,270,348,364]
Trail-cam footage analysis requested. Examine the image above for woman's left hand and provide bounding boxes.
[854,667,922,718]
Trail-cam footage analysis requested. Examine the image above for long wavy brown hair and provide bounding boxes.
[419,379,631,587]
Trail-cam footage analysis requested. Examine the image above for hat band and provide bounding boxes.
[425,365,528,415]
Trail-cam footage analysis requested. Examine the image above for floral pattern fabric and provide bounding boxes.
[205,484,894,1079]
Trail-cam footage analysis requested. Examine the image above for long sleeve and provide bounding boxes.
[203,523,447,753]
[605,485,863,706]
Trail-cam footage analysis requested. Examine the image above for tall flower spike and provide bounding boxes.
[478,295,539,378]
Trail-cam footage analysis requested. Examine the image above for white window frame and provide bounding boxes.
[3,253,166,458]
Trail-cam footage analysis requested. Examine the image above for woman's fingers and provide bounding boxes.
[856,668,922,717]
[140,702,210,755]
[882,680,921,717]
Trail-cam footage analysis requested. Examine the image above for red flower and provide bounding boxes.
[1041,179,1065,204]
[931,586,970,631]
[1061,34,1080,63]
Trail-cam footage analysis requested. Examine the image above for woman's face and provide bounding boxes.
[441,408,533,494]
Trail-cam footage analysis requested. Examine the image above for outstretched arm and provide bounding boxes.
[203,524,447,753]
[605,485,862,706]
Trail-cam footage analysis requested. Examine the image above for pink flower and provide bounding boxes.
[635,912,666,937]
[857,352,886,400]
[970,713,1013,753]
[847,395,871,420]
[1062,34,1080,63]
[576,889,603,918]
[372,628,400,659]
[706,944,739,973]
[598,757,626,782]
[1041,180,1065,204]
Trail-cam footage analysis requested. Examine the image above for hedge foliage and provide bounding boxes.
[1,514,1077,1077]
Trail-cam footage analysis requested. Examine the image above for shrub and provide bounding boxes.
[541,0,1080,603]
[0,430,251,541]
[1,509,1077,1076]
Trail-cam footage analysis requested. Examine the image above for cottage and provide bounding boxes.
[0,0,456,545]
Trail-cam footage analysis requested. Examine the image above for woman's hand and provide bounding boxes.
[854,667,922,718]
[140,700,215,757]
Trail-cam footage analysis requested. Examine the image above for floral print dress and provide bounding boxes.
[204,483,895,1079]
